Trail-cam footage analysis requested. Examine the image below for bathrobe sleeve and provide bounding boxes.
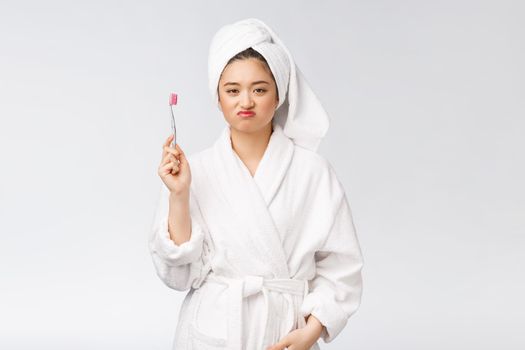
[299,164,365,343]
[148,183,209,291]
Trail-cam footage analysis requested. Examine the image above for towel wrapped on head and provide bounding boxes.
[207,18,330,152]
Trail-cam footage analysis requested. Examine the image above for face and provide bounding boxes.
[217,58,279,134]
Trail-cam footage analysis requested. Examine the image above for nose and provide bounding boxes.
[240,90,254,109]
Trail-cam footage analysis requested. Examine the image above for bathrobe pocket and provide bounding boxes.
[189,281,229,348]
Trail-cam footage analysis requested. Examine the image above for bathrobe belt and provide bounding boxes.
[204,273,309,349]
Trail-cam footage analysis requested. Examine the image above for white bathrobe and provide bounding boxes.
[149,122,364,349]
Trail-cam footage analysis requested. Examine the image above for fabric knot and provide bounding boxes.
[242,275,264,297]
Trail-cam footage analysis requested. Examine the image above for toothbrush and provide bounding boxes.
[169,92,178,148]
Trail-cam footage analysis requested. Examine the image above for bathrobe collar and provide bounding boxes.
[215,121,294,206]
[209,121,294,278]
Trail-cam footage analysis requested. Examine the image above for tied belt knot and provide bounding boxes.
[203,273,309,349]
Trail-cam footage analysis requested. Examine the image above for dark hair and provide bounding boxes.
[220,47,279,98]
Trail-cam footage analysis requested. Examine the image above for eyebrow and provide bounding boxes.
[223,80,270,87]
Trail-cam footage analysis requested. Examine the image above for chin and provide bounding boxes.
[230,122,259,134]
[228,117,270,134]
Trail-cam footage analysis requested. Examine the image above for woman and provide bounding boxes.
[149,18,364,350]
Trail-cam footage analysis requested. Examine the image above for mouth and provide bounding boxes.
[237,111,255,118]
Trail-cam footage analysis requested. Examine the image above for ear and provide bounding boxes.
[217,87,222,110]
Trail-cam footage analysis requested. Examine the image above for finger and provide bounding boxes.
[174,143,185,155]
[164,145,181,157]
[266,341,288,350]
[158,162,174,176]
[160,160,176,170]
[164,134,174,148]
[160,160,179,173]
[280,338,292,349]
[161,153,174,166]
[268,344,286,350]
[175,143,188,164]
[161,135,175,161]
[162,150,180,168]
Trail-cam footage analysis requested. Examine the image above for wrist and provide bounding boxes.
[304,314,323,340]
[169,189,189,202]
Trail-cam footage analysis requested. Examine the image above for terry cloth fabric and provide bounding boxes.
[207,17,330,152]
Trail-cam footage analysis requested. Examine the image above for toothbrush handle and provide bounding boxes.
[170,105,177,148]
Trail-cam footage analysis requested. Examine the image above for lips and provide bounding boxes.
[238,111,255,117]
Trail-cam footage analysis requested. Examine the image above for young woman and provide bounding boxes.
[149,18,364,350]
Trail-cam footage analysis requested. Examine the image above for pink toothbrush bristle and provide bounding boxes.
[169,93,178,106]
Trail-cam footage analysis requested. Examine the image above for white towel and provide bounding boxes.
[208,17,330,152]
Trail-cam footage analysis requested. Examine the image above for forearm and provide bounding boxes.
[304,314,324,341]
[168,190,191,245]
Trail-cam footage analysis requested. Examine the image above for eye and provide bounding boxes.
[226,89,239,94]
[254,88,267,94]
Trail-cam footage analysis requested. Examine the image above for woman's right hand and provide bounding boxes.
[158,134,192,196]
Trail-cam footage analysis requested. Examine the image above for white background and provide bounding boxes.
[1,0,524,349]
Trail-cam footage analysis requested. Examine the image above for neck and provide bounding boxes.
[230,122,273,164]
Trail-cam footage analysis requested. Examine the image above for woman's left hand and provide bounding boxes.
[265,315,323,350]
